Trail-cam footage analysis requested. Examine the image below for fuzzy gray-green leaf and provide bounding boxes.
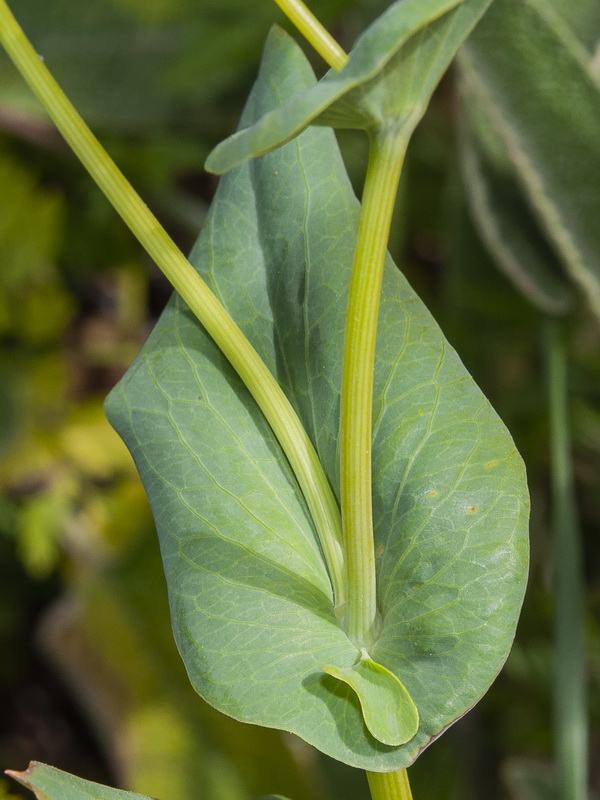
[107,26,528,771]
[460,0,600,318]
[458,95,573,315]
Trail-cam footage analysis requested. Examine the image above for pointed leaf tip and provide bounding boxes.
[5,764,36,792]
[322,653,419,746]
[204,24,317,175]
[6,762,159,800]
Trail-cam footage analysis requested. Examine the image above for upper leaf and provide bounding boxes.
[205,0,493,174]
[107,26,528,770]
[6,763,157,800]
[459,0,600,318]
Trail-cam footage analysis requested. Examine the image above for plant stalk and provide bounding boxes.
[544,318,588,800]
[340,126,408,647]
[367,769,413,800]
[0,0,346,610]
[271,0,349,71]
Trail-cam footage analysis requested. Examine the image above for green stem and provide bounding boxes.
[367,769,413,800]
[340,126,408,647]
[0,0,345,610]
[272,0,349,71]
[544,318,588,800]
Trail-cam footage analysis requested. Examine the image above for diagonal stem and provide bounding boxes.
[340,125,409,647]
[0,0,346,610]
[367,769,413,800]
[271,0,348,71]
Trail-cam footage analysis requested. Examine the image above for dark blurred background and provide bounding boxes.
[0,1,598,799]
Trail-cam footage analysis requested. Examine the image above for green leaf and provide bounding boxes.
[107,26,529,770]
[458,96,573,315]
[6,763,157,800]
[42,526,321,800]
[322,650,419,745]
[205,0,494,174]
[459,0,600,318]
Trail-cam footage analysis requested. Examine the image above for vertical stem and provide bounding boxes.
[367,769,413,800]
[340,126,408,647]
[544,318,588,800]
[0,0,346,608]
[271,0,349,71]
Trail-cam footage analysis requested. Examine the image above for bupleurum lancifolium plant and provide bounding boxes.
[0,1,529,799]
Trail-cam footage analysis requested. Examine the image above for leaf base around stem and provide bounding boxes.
[322,650,419,746]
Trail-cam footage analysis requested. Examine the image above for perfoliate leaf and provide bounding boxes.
[460,0,600,318]
[205,0,495,174]
[6,763,157,800]
[107,26,528,770]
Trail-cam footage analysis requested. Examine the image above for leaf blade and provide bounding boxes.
[6,763,157,800]
[458,89,573,315]
[460,0,600,318]
[108,24,529,771]
[205,0,465,174]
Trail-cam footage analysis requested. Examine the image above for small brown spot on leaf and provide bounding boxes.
[426,490,438,498]
[467,506,478,515]
[485,460,499,469]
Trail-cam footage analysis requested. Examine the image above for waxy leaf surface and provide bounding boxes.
[107,27,529,770]
[41,529,321,800]
[460,0,600,318]
[7,763,157,800]
[206,0,492,174]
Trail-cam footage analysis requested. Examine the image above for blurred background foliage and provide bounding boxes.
[0,1,598,799]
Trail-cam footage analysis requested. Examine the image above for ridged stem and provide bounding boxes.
[367,769,413,800]
[340,126,408,646]
[271,0,348,70]
[0,0,345,609]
